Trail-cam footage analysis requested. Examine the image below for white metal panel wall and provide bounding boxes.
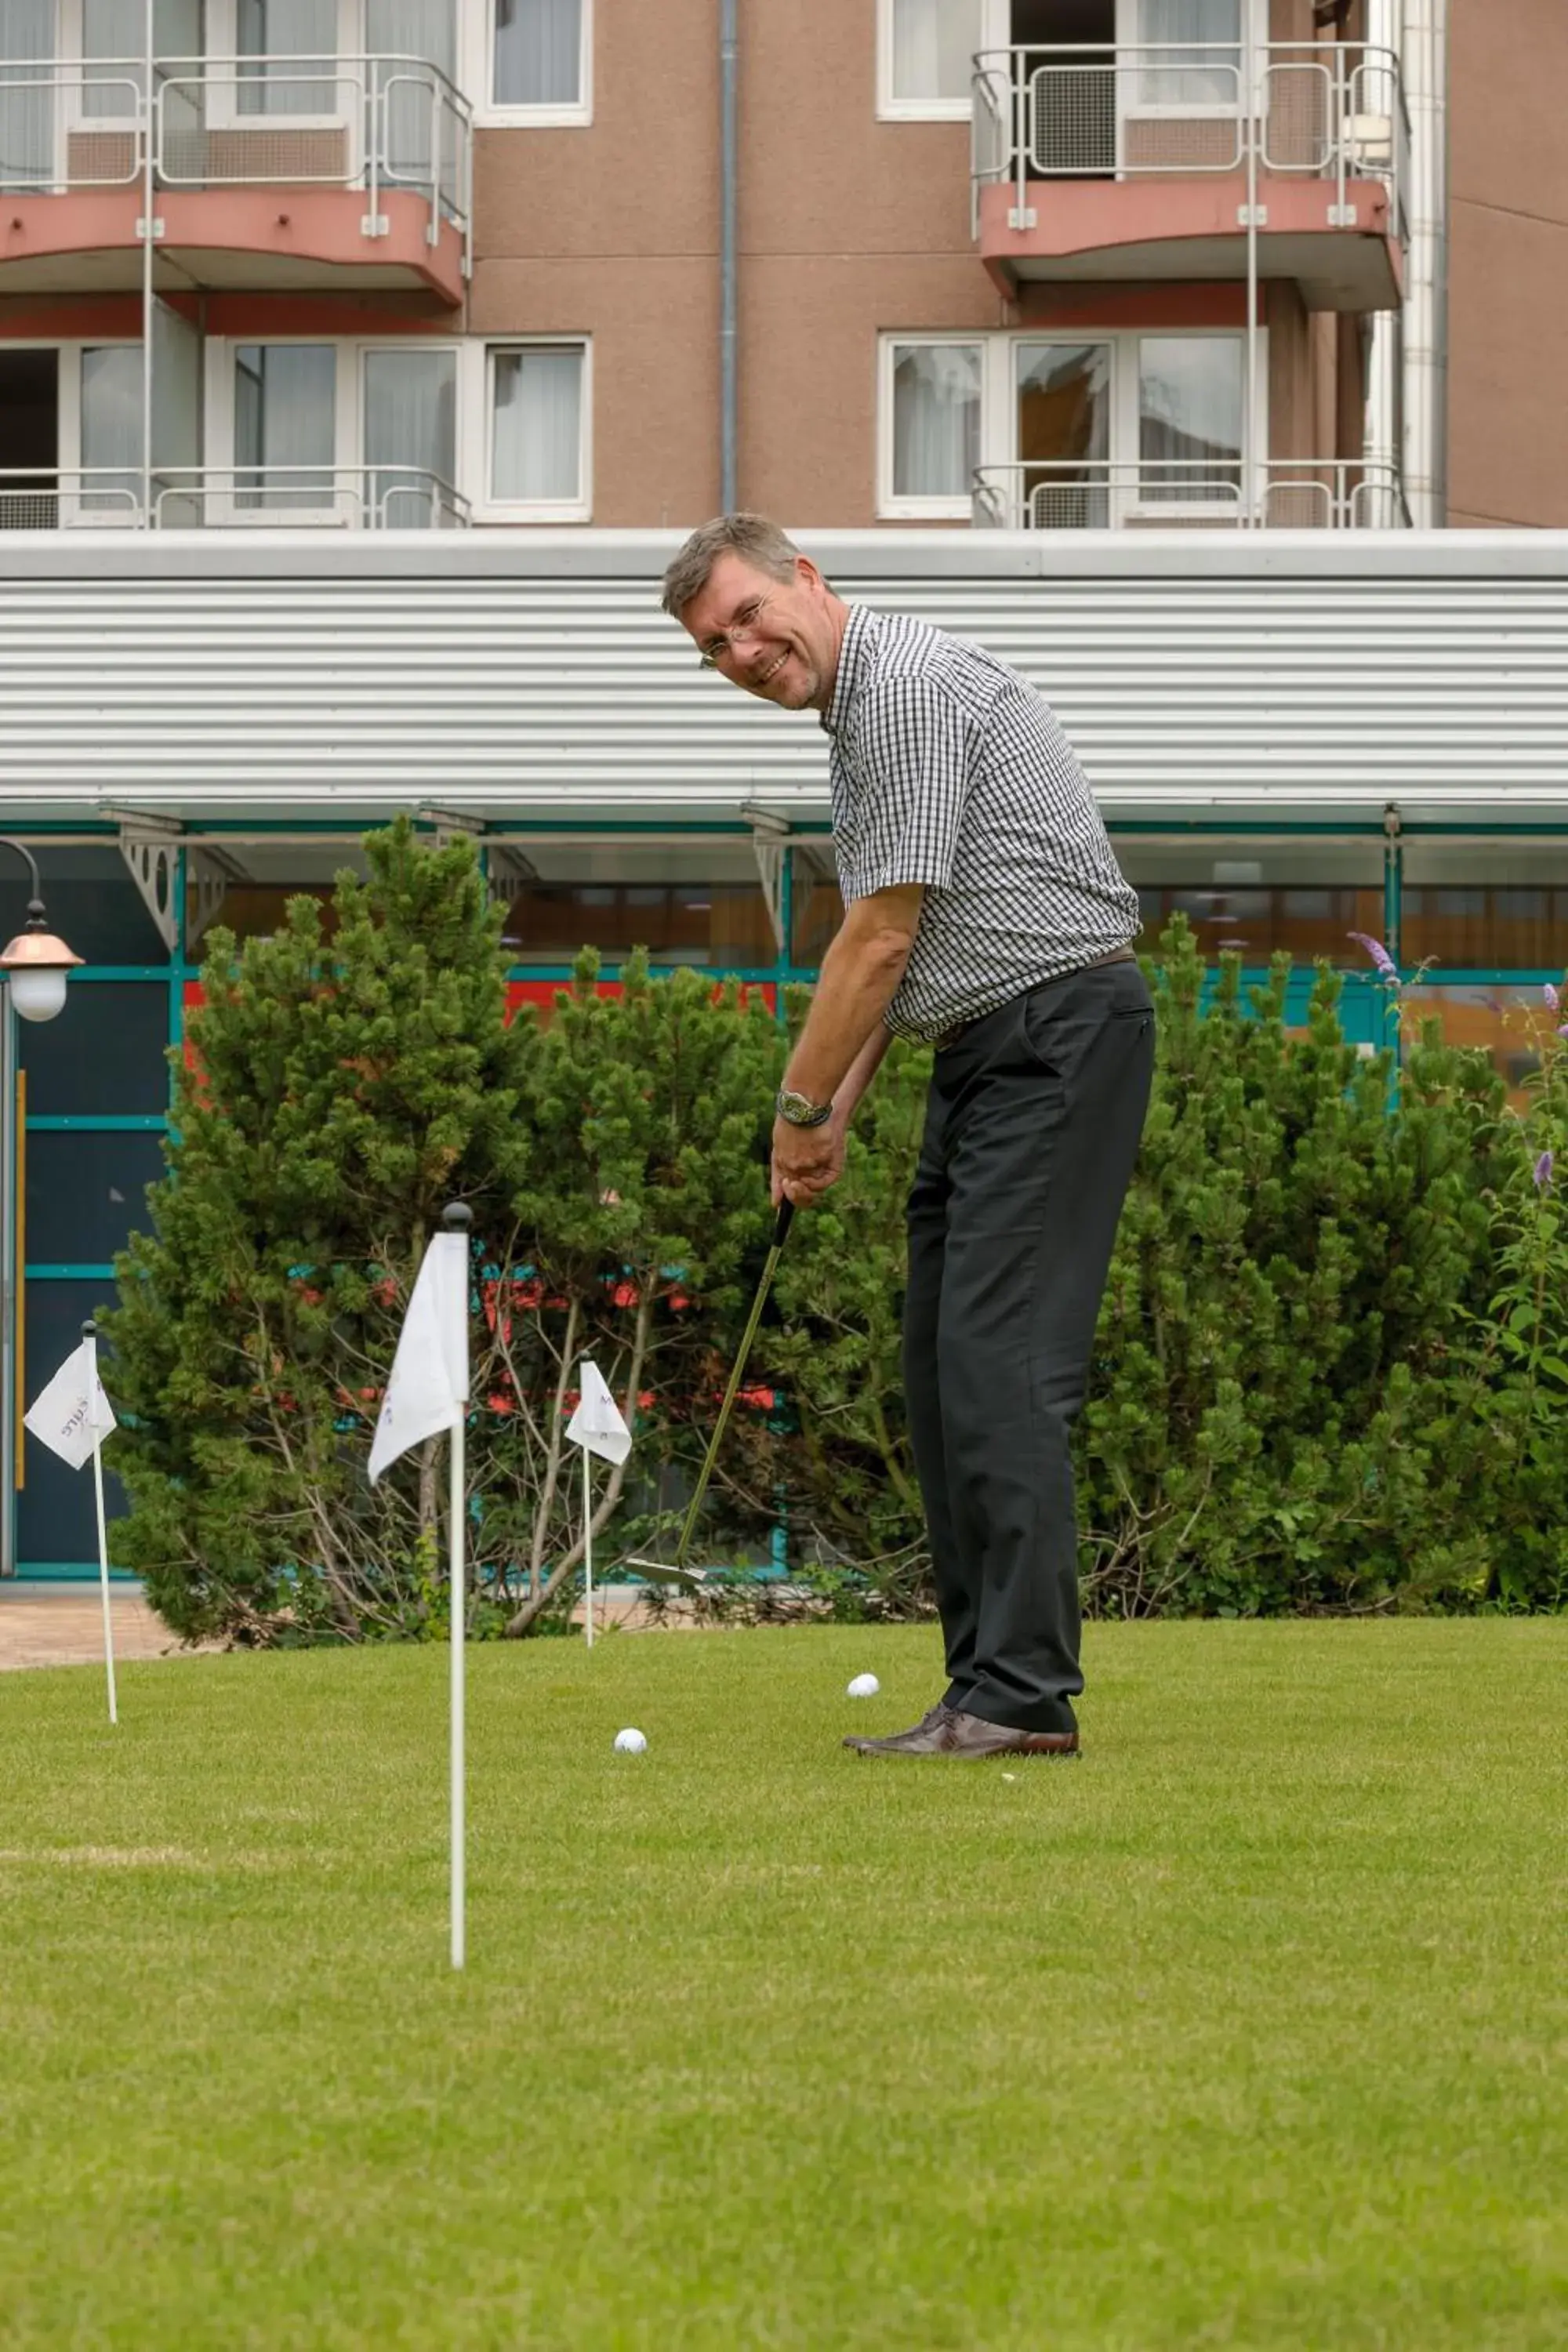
[1,534,1566,826]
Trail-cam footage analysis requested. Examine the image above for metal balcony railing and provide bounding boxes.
[971,459,1410,532]
[0,52,472,270]
[0,464,471,531]
[154,466,472,529]
[971,42,1409,245]
[0,470,143,527]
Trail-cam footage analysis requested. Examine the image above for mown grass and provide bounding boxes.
[1,1621,1564,2350]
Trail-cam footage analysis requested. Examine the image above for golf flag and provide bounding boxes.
[368,1231,470,1484]
[26,1329,120,1725]
[24,1339,116,1471]
[566,1362,630,1651]
[366,1212,474,1970]
[566,1361,632,1465]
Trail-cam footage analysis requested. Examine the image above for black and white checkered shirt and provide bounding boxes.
[820,603,1142,1044]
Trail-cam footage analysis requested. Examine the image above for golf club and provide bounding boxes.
[626,1197,795,1584]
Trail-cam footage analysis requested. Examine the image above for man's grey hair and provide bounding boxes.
[660,514,804,619]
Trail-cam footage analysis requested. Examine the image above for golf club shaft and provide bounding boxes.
[671,1199,793,1566]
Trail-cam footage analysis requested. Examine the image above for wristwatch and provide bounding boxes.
[775,1086,834,1129]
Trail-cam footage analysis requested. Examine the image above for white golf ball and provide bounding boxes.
[613,1727,648,1755]
[846,1673,880,1700]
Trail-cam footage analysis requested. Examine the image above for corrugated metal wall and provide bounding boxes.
[2,532,1566,828]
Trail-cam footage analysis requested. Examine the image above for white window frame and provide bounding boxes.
[877,333,987,519]
[877,327,1266,526]
[204,334,466,526]
[204,0,359,135]
[877,0,995,125]
[462,0,592,131]
[0,339,145,526]
[468,336,592,524]
[62,1,147,134]
[1114,0,1258,129]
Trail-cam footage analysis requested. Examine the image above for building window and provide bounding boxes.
[879,0,982,120]
[1132,0,1243,109]
[364,347,459,525]
[1016,341,1112,528]
[485,343,590,518]
[882,329,1258,526]
[889,341,982,508]
[496,844,773,971]
[236,0,339,116]
[210,339,465,528]
[234,343,336,510]
[80,345,143,514]
[488,0,590,121]
[1138,336,1243,503]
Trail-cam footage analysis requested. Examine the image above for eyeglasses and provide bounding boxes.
[696,591,775,671]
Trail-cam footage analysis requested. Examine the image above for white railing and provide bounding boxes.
[0,469,143,527]
[972,42,1409,242]
[152,466,472,530]
[971,459,1410,532]
[0,53,472,271]
[0,464,470,530]
[0,67,145,187]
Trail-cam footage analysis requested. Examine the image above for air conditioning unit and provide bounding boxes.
[1348,112,1393,169]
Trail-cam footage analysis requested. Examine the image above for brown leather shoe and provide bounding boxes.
[848,1706,1078,1759]
[842,1702,954,1755]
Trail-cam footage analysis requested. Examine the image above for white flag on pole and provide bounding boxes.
[25,1341,117,1472]
[566,1360,632,1465]
[368,1232,470,1484]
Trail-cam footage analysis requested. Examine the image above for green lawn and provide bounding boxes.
[2,1622,1565,2351]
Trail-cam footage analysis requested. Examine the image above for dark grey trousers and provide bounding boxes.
[902,961,1156,1735]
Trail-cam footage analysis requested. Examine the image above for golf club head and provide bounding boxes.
[624,1555,709,1588]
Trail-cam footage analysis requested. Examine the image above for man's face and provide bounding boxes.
[679,553,840,711]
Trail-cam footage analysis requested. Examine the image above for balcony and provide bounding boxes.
[971,458,1409,532]
[0,53,471,303]
[0,463,471,531]
[972,42,1406,311]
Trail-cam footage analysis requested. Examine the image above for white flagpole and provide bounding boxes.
[443,1203,472,1975]
[449,1402,464,1970]
[583,1444,594,1650]
[83,1323,117,1728]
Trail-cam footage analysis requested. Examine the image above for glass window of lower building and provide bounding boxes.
[1114,838,1385,964]
[183,840,370,949]
[1401,841,1568,971]
[498,842,774,971]
[488,343,588,514]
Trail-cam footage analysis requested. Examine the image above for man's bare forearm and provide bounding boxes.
[781,922,909,1107]
[832,1022,895,1120]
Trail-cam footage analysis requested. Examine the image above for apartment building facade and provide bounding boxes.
[0,1,1565,1575]
[0,0,1428,530]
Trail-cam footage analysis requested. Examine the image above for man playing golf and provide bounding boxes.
[662,516,1153,1759]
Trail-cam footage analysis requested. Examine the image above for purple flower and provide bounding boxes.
[1545,982,1561,1012]
[1348,931,1399,982]
[1534,1151,1555,1192]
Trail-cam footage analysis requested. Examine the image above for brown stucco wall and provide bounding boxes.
[467,0,1373,528]
[1447,0,1568,526]
[470,0,997,525]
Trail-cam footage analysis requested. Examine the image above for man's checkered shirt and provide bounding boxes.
[820,602,1142,1044]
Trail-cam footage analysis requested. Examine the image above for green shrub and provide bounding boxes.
[106,819,1566,1639]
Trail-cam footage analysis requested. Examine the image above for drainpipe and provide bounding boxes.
[1363,0,1399,518]
[720,0,739,513]
[1402,0,1447,528]
[141,0,154,527]
[1243,0,1260,527]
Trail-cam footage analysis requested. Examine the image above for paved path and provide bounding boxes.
[0,1587,208,1672]
[0,1583,697,1669]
